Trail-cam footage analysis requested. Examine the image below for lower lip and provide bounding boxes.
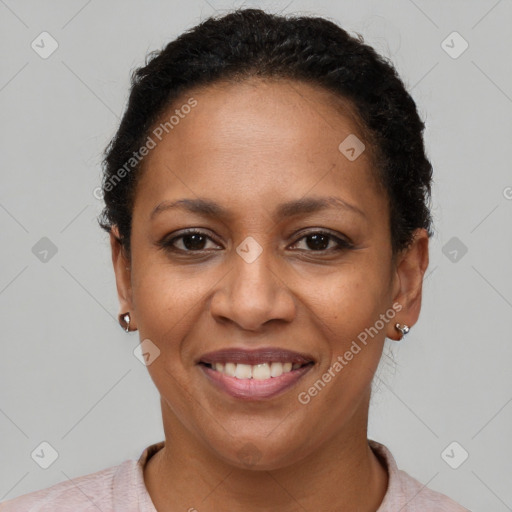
[199,363,313,400]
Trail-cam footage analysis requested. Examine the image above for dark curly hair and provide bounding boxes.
[99,8,433,259]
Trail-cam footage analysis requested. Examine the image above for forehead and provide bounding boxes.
[133,78,384,222]
[154,77,369,156]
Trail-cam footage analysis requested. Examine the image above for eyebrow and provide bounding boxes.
[150,196,366,221]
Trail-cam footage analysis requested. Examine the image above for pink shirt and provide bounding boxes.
[1,439,470,511]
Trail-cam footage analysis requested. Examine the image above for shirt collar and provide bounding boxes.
[130,439,402,511]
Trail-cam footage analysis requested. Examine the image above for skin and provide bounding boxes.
[110,78,429,511]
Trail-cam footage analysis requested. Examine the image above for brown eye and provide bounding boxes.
[158,229,222,253]
[290,231,353,252]
[177,233,208,251]
[157,229,353,256]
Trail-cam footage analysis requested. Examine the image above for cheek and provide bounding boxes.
[299,272,388,412]
[130,245,209,332]
[303,258,391,390]
[305,259,390,337]
[131,266,203,414]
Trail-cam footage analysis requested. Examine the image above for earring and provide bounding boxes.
[119,312,131,333]
[394,323,410,341]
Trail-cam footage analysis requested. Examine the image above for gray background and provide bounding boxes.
[1,0,511,510]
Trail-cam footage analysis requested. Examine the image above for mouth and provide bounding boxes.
[197,348,315,400]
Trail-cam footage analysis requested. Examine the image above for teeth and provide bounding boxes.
[211,361,303,379]
[270,361,283,377]
[252,363,271,380]
[224,362,236,377]
[234,363,252,379]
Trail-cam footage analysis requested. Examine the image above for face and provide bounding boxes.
[111,78,428,470]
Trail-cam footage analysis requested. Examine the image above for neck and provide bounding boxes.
[144,395,388,511]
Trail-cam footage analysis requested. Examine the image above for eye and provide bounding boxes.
[158,229,222,253]
[289,230,353,252]
[157,229,353,255]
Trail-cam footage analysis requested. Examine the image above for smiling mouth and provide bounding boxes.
[199,361,313,379]
[197,348,315,400]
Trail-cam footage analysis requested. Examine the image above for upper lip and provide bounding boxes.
[198,347,315,366]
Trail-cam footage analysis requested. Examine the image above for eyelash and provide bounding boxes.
[157,228,354,255]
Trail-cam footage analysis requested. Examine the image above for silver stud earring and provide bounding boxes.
[119,312,131,332]
[394,323,410,341]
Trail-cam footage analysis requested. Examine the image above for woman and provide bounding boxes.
[1,8,469,511]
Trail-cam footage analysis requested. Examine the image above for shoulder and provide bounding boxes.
[369,440,471,512]
[0,459,135,512]
[390,468,471,511]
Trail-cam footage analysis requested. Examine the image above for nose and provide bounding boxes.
[209,243,296,331]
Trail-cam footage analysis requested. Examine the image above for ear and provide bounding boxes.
[387,228,429,341]
[110,225,137,330]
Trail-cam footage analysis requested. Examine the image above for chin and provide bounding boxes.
[208,434,311,471]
